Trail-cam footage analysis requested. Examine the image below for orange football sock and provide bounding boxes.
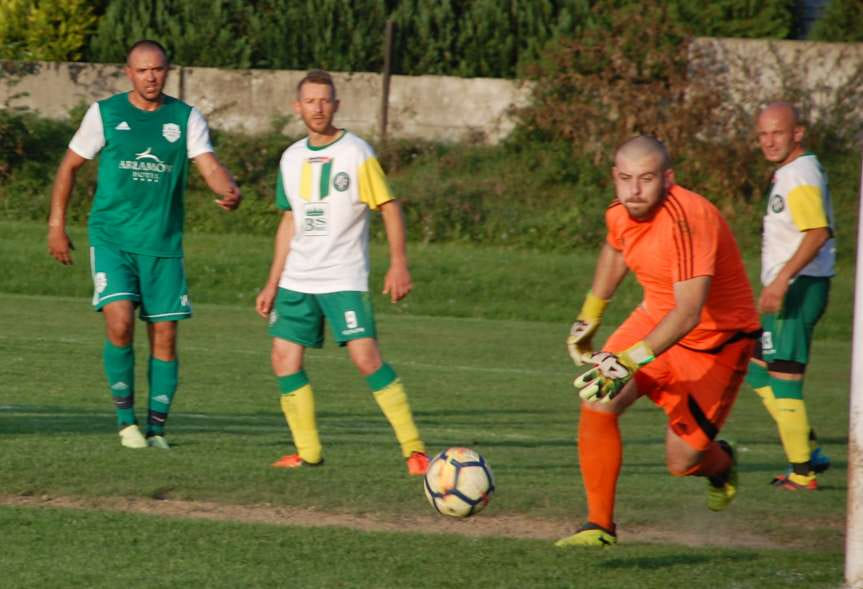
[578,406,621,531]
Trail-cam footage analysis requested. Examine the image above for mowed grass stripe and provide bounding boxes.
[0,505,844,589]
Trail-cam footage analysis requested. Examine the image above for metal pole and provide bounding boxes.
[846,151,863,589]
[380,18,394,146]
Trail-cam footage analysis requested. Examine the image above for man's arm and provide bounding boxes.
[192,152,242,211]
[644,275,711,356]
[759,227,830,313]
[574,275,710,402]
[566,243,629,364]
[255,211,294,318]
[47,149,89,265]
[379,200,412,303]
[590,242,629,300]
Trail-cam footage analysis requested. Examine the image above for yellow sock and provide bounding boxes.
[753,385,779,422]
[373,380,425,457]
[279,383,322,463]
[775,397,811,465]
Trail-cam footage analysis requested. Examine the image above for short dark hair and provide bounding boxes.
[296,69,336,99]
[126,39,168,64]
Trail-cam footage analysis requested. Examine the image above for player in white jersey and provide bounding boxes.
[47,40,241,450]
[256,70,429,476]
[745,101,835,490]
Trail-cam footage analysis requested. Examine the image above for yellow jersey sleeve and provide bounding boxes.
[787,184,828,231]
[358,156,394,210]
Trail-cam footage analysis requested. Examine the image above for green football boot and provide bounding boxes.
[707,440,738,512]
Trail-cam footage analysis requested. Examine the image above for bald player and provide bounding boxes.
[745,101,835,491]
[558,136,761,547]
[48,39,241,449]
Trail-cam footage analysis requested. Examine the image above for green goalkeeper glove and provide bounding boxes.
[566,292,609,366]
[574,341,655,403]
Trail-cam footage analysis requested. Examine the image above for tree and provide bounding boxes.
[0,0,98,61]
[808,0,863,42]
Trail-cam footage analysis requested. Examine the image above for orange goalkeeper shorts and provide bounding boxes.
[604,307,756,451]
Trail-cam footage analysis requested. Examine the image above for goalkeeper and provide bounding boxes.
[557,136,761,548]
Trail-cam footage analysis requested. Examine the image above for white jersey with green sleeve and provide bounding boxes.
[761,152,836,285]
[69,92,213,257]
[275,131,394,293]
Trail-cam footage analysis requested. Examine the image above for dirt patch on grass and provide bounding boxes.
[0,493,815,550]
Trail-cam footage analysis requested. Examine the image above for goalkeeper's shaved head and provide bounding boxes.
[615,136,671,170]
[611,135,674,220]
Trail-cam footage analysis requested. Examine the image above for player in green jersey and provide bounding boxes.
[47,40,241,450]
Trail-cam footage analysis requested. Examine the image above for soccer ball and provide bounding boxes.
[423,447,495,517]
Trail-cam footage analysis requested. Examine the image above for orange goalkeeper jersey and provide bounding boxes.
[605,184,760,351]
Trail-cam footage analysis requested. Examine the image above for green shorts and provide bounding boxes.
[759,275,830,365]
[89,244,191,323]
[268,289,377,348]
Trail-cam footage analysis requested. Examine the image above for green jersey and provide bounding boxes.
[69,92,213,257]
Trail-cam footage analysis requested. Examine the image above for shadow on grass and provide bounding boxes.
[601,552,756,570]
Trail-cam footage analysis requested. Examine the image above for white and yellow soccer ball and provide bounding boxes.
[423,447,495,517]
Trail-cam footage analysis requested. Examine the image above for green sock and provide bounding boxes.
[147,357,178,437]
[103,340,135,428]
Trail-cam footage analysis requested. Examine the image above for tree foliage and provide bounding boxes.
[82,0,798,76]
[0,0,98,61]
[808,0,863,43]
[88,0,255,67]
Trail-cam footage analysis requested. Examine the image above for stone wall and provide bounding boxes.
[2,37,862,143]
[0,61,530,144]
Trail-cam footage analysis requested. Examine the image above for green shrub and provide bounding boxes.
[0,0,97,61]
[808,0,863,42]
[88,0,254,67]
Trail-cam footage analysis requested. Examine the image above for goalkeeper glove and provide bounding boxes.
[566,292,609,365]
[574,340,655,403]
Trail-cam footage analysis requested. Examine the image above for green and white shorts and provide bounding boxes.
[268,289,377,348]
[89,244,191,322]
[759,275,830,365]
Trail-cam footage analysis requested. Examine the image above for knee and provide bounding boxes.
[353,355,382,376]
[105,318,134,347]
[151,323,178,360]
[666,449,700,477]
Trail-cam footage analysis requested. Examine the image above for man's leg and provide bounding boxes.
[271,337,322,467]
[145,321,178,446]
[102,301,146,448]
[665,427,737,511]
[347,337,427,474]
[556,380,639,548]
[769,365,818,489]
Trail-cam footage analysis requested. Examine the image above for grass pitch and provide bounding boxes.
[0,221,851,587]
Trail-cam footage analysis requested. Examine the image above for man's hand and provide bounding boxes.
[758,277,789,314]
[566,292,609,365]
[567,319,600,365]
[48,226,75,265]
[256,283,278,319]
[573,341,654,403]
[383,261,412,303]
[215,184,242,211]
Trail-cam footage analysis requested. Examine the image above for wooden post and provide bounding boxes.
[380,18,395,146]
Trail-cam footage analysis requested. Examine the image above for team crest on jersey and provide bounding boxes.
[333,172,350,192]
[162,123,181,143]
[770,194,785,213]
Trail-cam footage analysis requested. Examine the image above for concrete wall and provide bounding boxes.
[689,37,863,123]
[2,37,862,143]
[0,61,530,144]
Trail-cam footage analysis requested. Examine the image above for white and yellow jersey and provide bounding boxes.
[275,131,394,293]
[761,152,835,285]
